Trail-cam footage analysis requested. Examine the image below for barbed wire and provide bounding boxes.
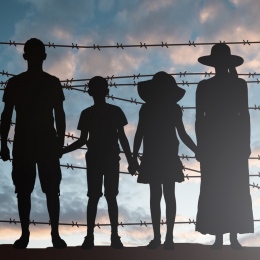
[2,136,260,161]
[0,39,257,50]
[1,218,260,228]
[2,69,260,82]
[0,218,196,227]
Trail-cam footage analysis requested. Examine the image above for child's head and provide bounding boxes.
[88,76,109,97]
[138,71,185,103]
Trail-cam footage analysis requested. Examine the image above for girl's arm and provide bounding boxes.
[133,118,144,159]
[62,127,88,154]
[175,109,197,154]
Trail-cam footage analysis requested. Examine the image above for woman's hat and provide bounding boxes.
[198,43,244,67]
[138,71,185,103]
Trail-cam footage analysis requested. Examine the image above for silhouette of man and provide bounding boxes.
[0,38,67,249]
[62,76,133,249]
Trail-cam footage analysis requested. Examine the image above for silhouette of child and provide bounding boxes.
[132,71,197,250]
[62,76,133,249]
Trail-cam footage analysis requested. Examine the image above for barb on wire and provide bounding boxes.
[72,221,79,228]
[9,40,16,46]
[117,43,124,49]
[161,42,169,48]
[9,218,17,225]
[249,72,256,78]
[93,44,100,50]
[189,40,196,47]
[243,40,250,45]
[250,183,260,189]
[179,71,187,77]
[204,71,213,77]
[48,42,55,48]
[140,42,147,49]
[72,43,79,49]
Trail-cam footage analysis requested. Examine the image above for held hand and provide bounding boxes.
[195,150,201,162]
[0,146,10,161]
[128,158,140,176]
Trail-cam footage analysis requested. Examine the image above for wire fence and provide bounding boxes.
[0,40,260,232]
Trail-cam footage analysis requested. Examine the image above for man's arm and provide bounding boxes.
[62,127,88,154]
[0,102,14,161]
[54,101,66,155]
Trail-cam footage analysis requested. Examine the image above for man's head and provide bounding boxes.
[23,38,46,61]
[88,76,109,97]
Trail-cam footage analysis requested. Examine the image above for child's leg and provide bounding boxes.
[149,183,162,240]
[163,182,176,241]
[87,196,100,235]
[105,195,118,234]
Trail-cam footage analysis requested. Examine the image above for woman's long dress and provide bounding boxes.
[195,75,254,235]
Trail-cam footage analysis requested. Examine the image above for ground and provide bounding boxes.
[0,243,259,260]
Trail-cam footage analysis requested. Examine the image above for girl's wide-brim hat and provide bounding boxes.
[138,71,185,103]
[198,43,244,67]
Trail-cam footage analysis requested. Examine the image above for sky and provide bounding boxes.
[0,0,260,249]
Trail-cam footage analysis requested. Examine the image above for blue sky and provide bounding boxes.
[0,0,260,248]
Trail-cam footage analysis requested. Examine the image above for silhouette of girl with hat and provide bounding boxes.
[195,43,254,250]
[131,71,197,250]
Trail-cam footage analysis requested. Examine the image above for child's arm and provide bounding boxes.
[175,111,197,154]
[133,122,144,160]
[118,127,132,164]
[62,127,88,154]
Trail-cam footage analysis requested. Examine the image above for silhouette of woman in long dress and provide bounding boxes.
[195,43,254,250]
[132,71,197,250]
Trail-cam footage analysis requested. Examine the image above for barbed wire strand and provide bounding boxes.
[1,218,260,228]
[0,39,257,50]
[2,69,260,82]
[2,137,260,161]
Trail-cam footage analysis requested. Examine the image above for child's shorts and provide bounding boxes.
[86,155,120,199]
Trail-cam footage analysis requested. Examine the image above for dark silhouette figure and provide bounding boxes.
[195,43,254,250]
[62,76,133,249]
[132,71,197,250]
[0,38,67,249]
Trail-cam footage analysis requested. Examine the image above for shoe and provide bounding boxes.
[211,242,223,250]
[81,235,94,249]
[51,234,67,249]
[146,239,161,249]
[13,232,30,249]
[231,240,243,250]
[163,239,174,250]
[111,234,124,249]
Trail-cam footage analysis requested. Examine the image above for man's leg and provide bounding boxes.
[38,159,66,248]
[13,192,31,249]
[45,192,66,248]
[12,157,35,249]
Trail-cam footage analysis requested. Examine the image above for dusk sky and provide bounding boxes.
[0,0,260,248]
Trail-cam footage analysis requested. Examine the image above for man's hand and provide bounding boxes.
[0,146,10,161]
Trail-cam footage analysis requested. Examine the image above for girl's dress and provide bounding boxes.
[195,76,254,235]
[137,103,184,184]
